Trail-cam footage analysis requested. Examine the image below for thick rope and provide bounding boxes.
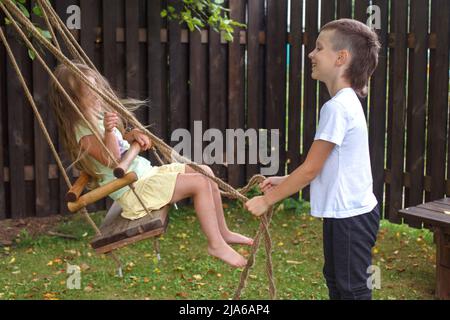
[35,0,61,52]
[38,0,97,71]
[231,176,276,300]
[37,0,88,66]
[2,0,277,299]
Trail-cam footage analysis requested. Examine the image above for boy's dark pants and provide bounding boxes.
[322,205,380,300]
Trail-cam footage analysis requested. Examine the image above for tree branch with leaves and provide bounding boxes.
[161,0,246,41]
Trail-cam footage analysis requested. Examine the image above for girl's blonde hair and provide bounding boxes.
[49,61,146,187]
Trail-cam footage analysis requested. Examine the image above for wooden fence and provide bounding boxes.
[0,0,449,225]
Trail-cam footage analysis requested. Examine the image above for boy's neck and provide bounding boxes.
[326,79,352,98]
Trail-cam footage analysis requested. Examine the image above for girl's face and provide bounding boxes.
[82,75,102,116]
[308,30,341,82]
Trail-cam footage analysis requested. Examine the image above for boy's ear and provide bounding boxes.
[336,50,350,66]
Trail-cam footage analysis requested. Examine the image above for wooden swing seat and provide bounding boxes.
[90,203,169,254]
[65,142,169,254]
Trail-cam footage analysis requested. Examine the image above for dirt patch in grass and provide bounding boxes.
[0,215,66,246]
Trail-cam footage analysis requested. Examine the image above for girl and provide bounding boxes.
[245,19,381,299]
[49,62,253,268]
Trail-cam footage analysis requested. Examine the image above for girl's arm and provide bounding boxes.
[79,112,121,167]
[245,140,335,216]
[123,128,152,151]
[80,133,121,167]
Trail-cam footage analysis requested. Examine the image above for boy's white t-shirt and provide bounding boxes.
[310,87,377,219]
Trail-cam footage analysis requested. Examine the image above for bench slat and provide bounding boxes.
[399,206,450,228]
[418,202,450,214]
[435,198,450,207]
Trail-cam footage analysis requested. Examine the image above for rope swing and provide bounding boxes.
[0,0,277,299]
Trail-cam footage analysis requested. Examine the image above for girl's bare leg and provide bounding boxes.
[169,173,247,268]
[185,165,253,246]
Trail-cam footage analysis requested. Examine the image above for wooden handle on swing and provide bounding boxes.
[67,172,138,213]
[113,142,142,178]
[65,171,90,202]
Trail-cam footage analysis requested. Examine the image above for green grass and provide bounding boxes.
[0,202,436,300]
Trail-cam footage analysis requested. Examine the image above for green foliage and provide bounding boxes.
[3,0,49,60]
[279,197,310,215]
[161,0,246,42]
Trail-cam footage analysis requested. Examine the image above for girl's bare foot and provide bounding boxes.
[222,232,254,246]
[208,244,247,268]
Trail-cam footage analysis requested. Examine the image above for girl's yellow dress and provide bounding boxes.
[117,162,185,220]
[75,118,185,220]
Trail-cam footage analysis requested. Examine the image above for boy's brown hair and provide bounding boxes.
[321,19,381,98]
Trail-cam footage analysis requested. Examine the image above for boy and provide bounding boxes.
[245,19,381,300]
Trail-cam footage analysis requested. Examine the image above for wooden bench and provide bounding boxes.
[399,198,450,300]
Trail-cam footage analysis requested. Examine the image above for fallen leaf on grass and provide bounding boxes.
[43,292,59,300]
[192,274,202,281]
[237,248,249,256]
[80,263,90,271]
[84,285,93,292]
[286,260,303,265]
[176,292,189,298]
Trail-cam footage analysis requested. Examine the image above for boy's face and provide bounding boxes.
[308,29,343,82]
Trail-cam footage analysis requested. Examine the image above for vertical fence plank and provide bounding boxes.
[125,0,139,99]
[189,29,208,165]
[405,0,428,211]
[80,0,99,64]
[387,0,407,223]
[102,0,119,88]
[32,10,52,217]
[208,1,228,180]
[55,0,79,214]
[22,2,36,217]
[124,0,143,165]
[287,0,303,177]
[228,0,246,187]
[427,0,449,201]
[318,0,335,109]
[6,25,27,218]
[302,0,319,201]
[168,0,189,149]
[337,0,352,19]
[47,1,60,215]
[266,0,287,177]
[246,0,264,180]
[354,0,370,116]
[148,0,167,141]
[100,0,121,212]
[369,0,388,217]
[0,24,5,219]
